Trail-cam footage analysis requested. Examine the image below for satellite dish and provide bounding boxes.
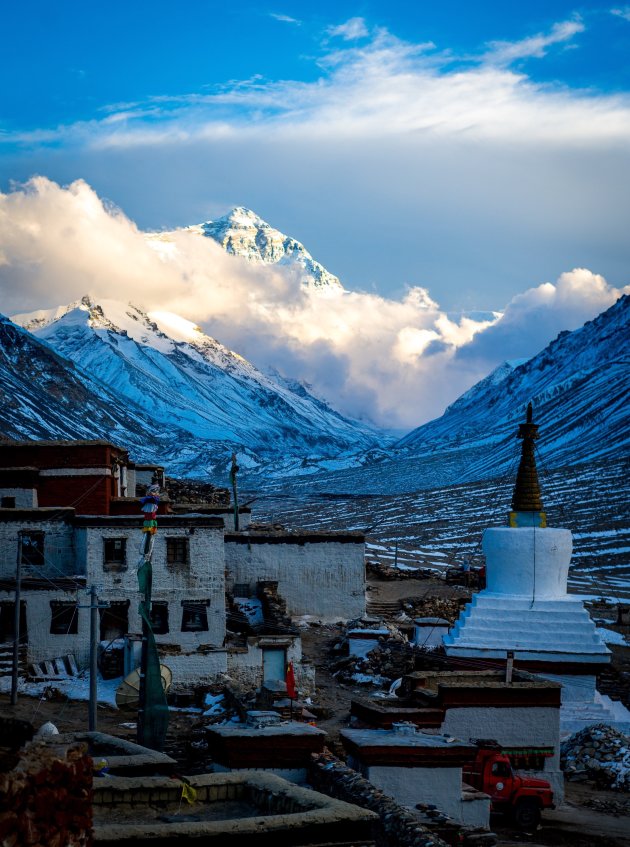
[115,664,173,709]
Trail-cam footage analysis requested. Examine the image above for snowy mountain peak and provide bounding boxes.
[8,296,380,477]
[187,207,344,291]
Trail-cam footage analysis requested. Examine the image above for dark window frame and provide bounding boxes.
[1,496,16,508]
[103,537,127,571]
[50,601,78,635]
[150,601,169,635]
[20,531,45,566]
[166,537,190,566]
[181,599,210,632]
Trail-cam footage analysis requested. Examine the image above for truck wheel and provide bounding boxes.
[513,798,541,830]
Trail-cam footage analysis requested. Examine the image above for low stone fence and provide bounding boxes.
[0,742,92,847]
[309,750,451,847]
[93,773,315,812]
[309,751,496,847]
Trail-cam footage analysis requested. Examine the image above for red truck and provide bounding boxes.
[462,740,555,829]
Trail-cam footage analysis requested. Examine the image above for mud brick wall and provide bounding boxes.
[0,742,92,847]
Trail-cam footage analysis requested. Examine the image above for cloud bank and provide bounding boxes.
[2,17,630,312]
[1,178,627,431]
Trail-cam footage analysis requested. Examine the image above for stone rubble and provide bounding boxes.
[561,723,630,790]
[0,742,92,847]
[164,476,230,505]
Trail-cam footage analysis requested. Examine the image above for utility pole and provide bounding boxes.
[89,585,99,731]
[10,536,23,706]
[230,453,240,532]
[137,532,152,746]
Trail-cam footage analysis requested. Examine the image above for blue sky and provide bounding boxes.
[3,1,630,133]
[1,1,630,311]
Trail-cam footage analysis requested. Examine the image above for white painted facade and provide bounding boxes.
[353,762,489,827]
[0,587,89,668]
[0,488,38,508]
[442,705,563,801]
[445,528,610,663]
[0,515,76,578]
[227,636,302,690]
[342,728,491,829]
[443,525,623,735]
[225,535,365,620]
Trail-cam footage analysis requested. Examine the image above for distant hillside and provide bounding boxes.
[8,297,382,477]
[251,294,629,494]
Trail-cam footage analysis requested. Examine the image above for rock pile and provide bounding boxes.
[561,723,630,790]
[405,597,464,625]
[0,742,92,847]
[165,476,230,505]
[581,795,630,817]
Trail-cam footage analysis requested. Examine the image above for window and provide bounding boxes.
[20,532,44,566]
[103,538,127,571]
[99,601,129,641]
[150,602,169,635]
[166,537,189,566]
[1,497,15,508]
[491,762,512,778]
[50,601,78,635]
[181,600,209,632]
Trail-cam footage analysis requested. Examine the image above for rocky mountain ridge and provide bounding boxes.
[251,294,629,494]
[6,296,383,477]
[156,206,343,290]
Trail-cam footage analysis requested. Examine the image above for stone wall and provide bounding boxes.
[309,751,451,847]
[0,742,92,847]
[225,536,365,620]
[0,587,90,669]
[82,523,226,652]
[0,518,76,579]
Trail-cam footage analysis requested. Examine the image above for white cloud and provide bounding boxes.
[8,23,627,154]
[1,178,627,431]
[2,18,629,314]
[269,12,301,25]
[458,268,630,364]
[327,17,369,41]
[482,18,585,65]
[611,7,630,22]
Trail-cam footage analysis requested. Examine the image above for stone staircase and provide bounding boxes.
[365,599,401,619]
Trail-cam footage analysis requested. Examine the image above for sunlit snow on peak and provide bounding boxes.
[148,310,200,342]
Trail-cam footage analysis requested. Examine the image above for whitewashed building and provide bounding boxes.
[0,440,366,691]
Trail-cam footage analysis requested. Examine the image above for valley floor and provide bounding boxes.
[250,456,630,600]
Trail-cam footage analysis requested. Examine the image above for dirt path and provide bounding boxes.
[494,782,630,847]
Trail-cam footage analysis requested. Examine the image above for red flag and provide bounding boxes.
[286,660,297,700]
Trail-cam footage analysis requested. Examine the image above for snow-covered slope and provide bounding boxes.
[10,297,380,476]
[178,207,343,290]
[399,293,629,469]
[254,294,629,494]
[0,313,171,456]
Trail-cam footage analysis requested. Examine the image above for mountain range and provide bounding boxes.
[1,207,628,490]
[254,292,630,494]
[4,296,382,477]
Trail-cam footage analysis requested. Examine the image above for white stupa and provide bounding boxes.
[444,404,630,734]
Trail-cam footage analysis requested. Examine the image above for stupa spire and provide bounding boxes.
[509,402,547,528]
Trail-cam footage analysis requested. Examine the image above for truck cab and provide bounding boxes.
[463,742,554,830]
